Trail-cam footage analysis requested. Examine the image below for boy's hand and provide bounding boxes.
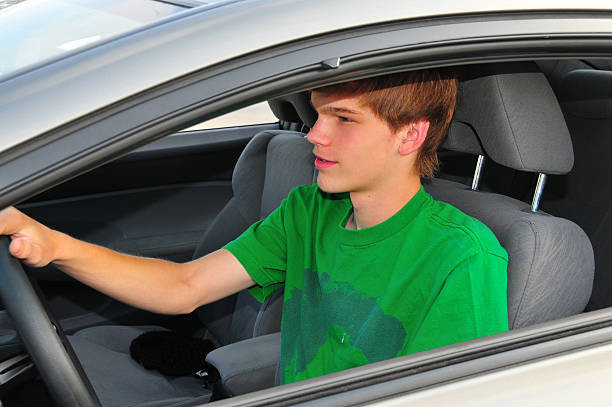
[0,207,58,268]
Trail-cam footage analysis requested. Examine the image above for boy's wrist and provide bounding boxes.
[49,229,75,264]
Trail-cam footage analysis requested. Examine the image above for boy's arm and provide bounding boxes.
[0,206,254,315]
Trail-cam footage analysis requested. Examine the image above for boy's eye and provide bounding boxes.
[338,116,352,123]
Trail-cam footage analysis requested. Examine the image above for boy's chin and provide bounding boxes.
[316,180,350,194]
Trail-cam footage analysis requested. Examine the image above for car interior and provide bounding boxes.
[1,58,610,406]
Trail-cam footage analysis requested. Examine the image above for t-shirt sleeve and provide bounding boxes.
[406,250,509,354]
[224,196,291,302]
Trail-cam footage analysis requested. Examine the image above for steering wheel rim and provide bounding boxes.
[0,237,100,406]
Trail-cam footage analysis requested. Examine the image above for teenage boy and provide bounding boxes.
[0,69,508,385]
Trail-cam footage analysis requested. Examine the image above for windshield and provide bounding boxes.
[0,0,188,78]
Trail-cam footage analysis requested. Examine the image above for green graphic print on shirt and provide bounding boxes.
[225,185,509,384]
[282,269,406,381]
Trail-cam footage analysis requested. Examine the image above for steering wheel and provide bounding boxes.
[0,237,100,406]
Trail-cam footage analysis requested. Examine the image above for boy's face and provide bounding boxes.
[308,91,411,194]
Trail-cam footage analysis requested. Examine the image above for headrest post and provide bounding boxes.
[471,155,485,191]
[531,173,547,213]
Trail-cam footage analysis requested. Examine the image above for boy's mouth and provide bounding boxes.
[314,155,337,169]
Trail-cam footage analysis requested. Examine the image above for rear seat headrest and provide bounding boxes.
[454,62,574,175]
[268,98,302,123]
[268,93,317,127]
[558,69,612,119]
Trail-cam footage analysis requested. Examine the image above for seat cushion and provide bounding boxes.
[68,325,211,407]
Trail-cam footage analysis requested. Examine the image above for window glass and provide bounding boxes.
[0,0,186,77]
[183,101,278,131]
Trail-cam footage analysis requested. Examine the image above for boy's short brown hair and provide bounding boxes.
[314,69,458,178]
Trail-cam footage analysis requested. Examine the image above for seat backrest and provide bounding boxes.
[425,178,593,328]
[430,63,594,328]
[535,61,612,310]
[192,129,314,346]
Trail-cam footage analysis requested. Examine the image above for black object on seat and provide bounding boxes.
[129,331,215,376]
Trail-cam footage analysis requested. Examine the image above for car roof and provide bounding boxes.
[1,0,612,153]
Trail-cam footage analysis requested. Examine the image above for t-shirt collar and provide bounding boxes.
[336,186,432,246]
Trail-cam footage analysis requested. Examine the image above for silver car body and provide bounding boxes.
[1,1,612,406]
[1,0,612,151]
[373,340,612,407]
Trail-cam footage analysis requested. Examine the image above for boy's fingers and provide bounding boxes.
[1,209,50,267]
[0,208,13,236]
[9,238,44,266]
[9,238,28,259]
[0,207,25,236]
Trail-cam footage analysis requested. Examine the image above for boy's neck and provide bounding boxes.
[346,176,422,230]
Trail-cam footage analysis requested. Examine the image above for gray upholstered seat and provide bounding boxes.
[425,178,593,328]
[206,65,596,395]
[535,61,612,311]
[69,325,211,407]
[427,63,594,328]
[68,122,315,405]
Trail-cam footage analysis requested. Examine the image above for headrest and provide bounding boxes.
[440,122,485,156]
[268,98,301,123]
[454,63,574,174]
[268,92,317,127]
[557,69,612,119]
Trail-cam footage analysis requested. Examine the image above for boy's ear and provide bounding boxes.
[398,119,430,155]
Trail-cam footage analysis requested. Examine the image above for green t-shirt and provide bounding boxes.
[225,185,508,385]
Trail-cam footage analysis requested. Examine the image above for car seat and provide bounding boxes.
[204,63,596,397]
[67,101,316,407]
[427,62,594,328]
[535,60,612,311]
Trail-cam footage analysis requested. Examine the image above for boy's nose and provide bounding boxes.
[306,120,330,146]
